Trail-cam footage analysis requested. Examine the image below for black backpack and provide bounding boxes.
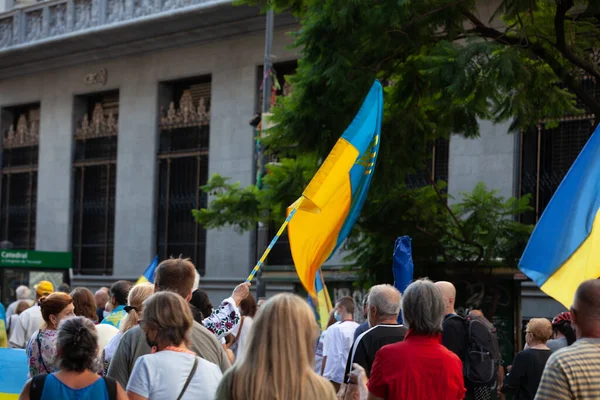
[460,315,502,386]
[30,374,117,400]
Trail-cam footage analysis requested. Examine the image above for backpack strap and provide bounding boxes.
[176,357,199,400]
[30,374,48,400]
[103,376,117,400]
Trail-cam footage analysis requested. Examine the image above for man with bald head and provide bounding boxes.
[535,279,600,399]
[436,281,467,363]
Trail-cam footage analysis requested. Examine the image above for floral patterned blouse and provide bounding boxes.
[203,297,240,340]
[26,329,59,378]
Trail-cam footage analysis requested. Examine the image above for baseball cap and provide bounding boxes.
[34,281,54,296]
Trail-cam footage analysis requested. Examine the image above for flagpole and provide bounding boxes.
[246,198,302,283]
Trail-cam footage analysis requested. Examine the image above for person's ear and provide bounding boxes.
[186,290,193,303]
[49,314,57,327]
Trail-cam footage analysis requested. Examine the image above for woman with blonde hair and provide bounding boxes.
[102,282,153,374]
[502,318,553,400]
[215,293,337,400]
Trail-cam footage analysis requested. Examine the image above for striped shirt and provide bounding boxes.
[535,338,600,400]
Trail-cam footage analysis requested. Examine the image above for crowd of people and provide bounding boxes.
[0,258,598,399]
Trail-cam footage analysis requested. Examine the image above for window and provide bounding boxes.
[520,71,600,224]
[405,138,450,189]
[0,104,39,249]
[157,77,210,274]
[72,91,118,275]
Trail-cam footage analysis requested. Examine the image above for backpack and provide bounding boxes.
[446,314,501,386]
[30,374,117,400]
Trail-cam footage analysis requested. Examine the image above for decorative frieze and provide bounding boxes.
[85,68,107,86]
[25,10,43,42]
[75,103,118,139]
[49,4,67,37]
[159,90,210,129]
[3,114,39,149]
[0,17,13,49]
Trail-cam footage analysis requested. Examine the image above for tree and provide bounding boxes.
[195,0,598,284]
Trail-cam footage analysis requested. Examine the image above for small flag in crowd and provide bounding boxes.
[0,348,28,399]
[519,125,600,308]
[393,236,414,324]
[310,269,333,330]
[288,81,383,298]
[137,255,159,284]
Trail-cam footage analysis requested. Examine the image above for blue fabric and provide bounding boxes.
[0,303,5,324]
[138,255,159,283]
[354,321,370,341]
[41,374,109,400]
[0,348,28,395]
[331,80,383,256]
[393,236,414,324]
[101,305,126,328]
[520,125,600,286]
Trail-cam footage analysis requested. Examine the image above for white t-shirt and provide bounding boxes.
[229,316,253,360]
[8,305,43,349]
[322,320,359,384]
[314,329,328,374]
[127,350,223,400]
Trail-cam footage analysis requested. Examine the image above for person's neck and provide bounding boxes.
[160,342,189,352]
[576,328,600,340]
[528,341,549,350]
[446,308,456,316]
[377,317,398,325]
[341,314,353,322]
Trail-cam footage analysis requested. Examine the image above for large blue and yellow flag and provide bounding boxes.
[137,255,159,284]
[288,81,383,298]
[519,125,600,308]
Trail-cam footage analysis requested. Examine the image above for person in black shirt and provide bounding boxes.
[501,318,552,400]
[436,281,467,360]
[344,284,407,382]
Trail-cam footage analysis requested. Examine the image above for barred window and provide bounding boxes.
[157,77,210,274]
[0,104,40,250]
[72,91,118,275]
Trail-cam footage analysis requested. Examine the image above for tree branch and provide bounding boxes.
[463,10,600,119]
[554,0,600,83]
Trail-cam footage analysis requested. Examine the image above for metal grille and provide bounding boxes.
[520,118,596,223]
[157,79,210,274]
[0,105,39,250]
[72,93,118,275]
[405,139,450,189]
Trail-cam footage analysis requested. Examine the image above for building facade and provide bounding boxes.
[0,0,593,318]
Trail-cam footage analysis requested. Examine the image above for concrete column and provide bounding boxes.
[448,119,516,203]
[112,68,158,278]
[204,59,256,279]
[36,75,74,251]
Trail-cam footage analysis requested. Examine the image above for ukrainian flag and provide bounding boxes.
[137,255,159,284]
[519,125,600,308]
[0,349,28,399]
[309,270,333,330]
[288,81,383,297]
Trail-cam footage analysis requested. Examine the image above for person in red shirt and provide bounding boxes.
[358,278,465,400]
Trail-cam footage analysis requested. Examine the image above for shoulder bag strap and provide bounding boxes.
[30,374,47,400]
[103,376,118,400]
[176,357,199,400]
[36,331,51,374]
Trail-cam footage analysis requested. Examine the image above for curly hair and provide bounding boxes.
[57,317,99,372]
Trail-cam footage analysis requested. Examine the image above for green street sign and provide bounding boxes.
[0,250,72,269]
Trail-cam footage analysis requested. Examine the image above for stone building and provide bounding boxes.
[0,0,593,321]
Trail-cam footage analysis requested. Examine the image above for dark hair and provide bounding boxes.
[240,294,257,317]
[553,321,576,345]
[57,283,71,294]
[154,258,196,299]
[39,292,73,325]
[57,317,98,372]
[336,296,355,315]
[190,289,212,320]
[70,287,99,322]
[142,292,193,346]
[110,280,133,306]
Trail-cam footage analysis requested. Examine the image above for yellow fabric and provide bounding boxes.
[136,275,149,285]
[288,139,358,298]
[300,138,359,213]
[0,394,18,400]
[0,320,6,348]
[541,208,600,308]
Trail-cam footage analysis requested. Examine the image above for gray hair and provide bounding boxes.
[16,285,31,300]
[368,284,401,317]
[402,278,445,335]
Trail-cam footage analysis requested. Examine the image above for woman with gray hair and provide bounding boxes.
[350,279,465,399]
